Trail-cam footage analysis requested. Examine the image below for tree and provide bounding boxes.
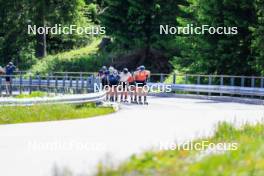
[0,0,33,65]
[31,0,86,58]
[175,0,257,75]
[253,0,264,75]
[0,0,88,67]
[100,0,188,67]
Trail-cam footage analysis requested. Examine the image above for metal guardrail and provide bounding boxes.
[149,83,264,97]
[150,73,264,88]
[0,72,263,98]
[0,74,98,96]
[0,91,106,106]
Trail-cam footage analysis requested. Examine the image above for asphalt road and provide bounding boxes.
[0,96,263,176]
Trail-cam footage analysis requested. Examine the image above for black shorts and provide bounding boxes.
[135,81,146,87]
[5,76,11,82]
[101,78,108,87]
[109,82,119,88]
[129,82,135,86]
[120,82,128,89]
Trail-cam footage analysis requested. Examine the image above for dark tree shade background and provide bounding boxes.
[0,0,263,75]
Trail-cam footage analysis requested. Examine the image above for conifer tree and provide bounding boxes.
[176,0,257,75]
[253,0,264,75]
[101,0,188,64]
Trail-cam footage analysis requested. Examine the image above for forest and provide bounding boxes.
[0,0,263,75]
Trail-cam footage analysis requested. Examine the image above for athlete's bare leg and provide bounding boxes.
[143,85,149,104]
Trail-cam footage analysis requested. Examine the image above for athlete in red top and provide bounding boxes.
[134,65,150,104]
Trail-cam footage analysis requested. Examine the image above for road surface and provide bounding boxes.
[0,96,263,176]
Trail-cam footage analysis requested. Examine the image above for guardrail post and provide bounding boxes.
[29,76,32,94]
[197,76,201,85]
[251,77,255,88]
[196,76,201,95]
[241,77,245,87]
[91,75,95,92]
[160,74,164,83]
[76,77,79,93]
[208,76,212,96]
[70,76,73,89]
[62,75,66,94]
[0,76,2,96]
[173,73,176,84]
[86,76,90,92]
[230,77,235,96]
[208,76,212,85]
[230,77,235,86]
[55,76,58,94]
[220,76,224,86]
[81,75,84,92]
[10,75,13,96]
[37,74,41,91]
[19,72,22,95]
[220,76,224,96]
[47,74,50,93]
[185,75,188,84]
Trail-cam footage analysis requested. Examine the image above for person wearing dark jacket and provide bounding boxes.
[4,62,16,96]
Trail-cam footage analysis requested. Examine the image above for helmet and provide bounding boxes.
[102,66,107,71]
[109,66,114,73]
[139,65,145,71]
[123,68,128,74]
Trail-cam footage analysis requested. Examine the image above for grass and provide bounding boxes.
[96,122,264,176]
[29,38,107,75]
[15,91,49,98]
[0,103,114,125]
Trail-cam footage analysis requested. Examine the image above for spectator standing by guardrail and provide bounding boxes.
[4,62,16,96]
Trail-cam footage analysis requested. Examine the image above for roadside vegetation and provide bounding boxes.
[96,122,264,176]
[0,103,114,125]
[29,38,107,75]
[15,91,49,99]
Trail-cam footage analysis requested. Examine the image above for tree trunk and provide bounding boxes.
[138,12,152,66]
[35,31,47,58]
[35,0,47,58]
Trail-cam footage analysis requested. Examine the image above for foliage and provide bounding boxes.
[0,103,114,124]
[0,0,92,68]
[252,0,264,75]
[100,0,188,67]
[29,38,107,75]
[15,91,49,98]
[96,122,264,176]
[0,0,263,75]
[174,0,258,76]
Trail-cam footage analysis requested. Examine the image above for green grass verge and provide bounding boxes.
[29,38,107,75]
[96,122,264,176]
[15,91,49,98]
[0,103,114,125]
